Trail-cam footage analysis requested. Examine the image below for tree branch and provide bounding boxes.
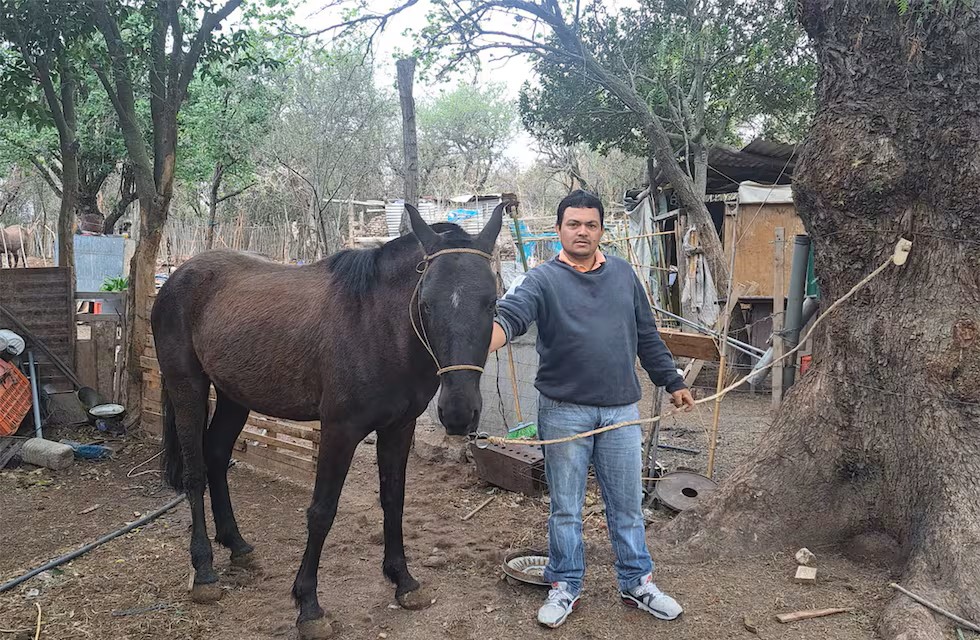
[176,0,245,101]
[92,0,155,199]
[216,182,255,204]
[29,157,63,198]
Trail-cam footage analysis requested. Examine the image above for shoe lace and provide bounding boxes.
[547,584,573,604]
[633,580,663,599]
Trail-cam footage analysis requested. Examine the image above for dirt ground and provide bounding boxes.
[0,391,901,640]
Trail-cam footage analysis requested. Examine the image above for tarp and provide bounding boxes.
[737,181,793,205]
[681,226,719,328]
[626,193,664,308]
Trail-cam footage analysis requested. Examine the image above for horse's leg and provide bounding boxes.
[292,426,359,640]
[377,419,433,610]
[170,375,222,603]
[205,389,255,566]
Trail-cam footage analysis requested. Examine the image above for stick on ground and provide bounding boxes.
[889,583,980,633]
[776,608,851,623]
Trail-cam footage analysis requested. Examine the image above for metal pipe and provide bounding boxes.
[0,494,186,594]
[782,236,812,389]
[26,350,42,439]
[652,305,765,358]
[747,297,819,385]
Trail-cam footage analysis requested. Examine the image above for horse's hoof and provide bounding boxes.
[297,617,335,640]
[189,581,224,604]
[397,585,436,610]
[231,550,261,572]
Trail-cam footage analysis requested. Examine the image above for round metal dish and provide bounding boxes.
[501,549,549,586]
[89,403,125,418]
[654,470,718,512]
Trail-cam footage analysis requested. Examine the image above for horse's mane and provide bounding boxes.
[326,223,472,295]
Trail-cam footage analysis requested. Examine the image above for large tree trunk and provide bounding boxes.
[123,196,167,410]
[662,3,980,638]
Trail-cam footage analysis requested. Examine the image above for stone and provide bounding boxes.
[795,547,816,566]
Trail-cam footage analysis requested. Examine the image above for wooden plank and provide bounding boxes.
[734,203,805,298]
[234,444,315,485]
[93,320,117,400]
[239,430,316,457]
[75,291,125,301]
[659,328,720,361]
[776,608,849,624]
[245,415,319,443]
[772,228,786,408]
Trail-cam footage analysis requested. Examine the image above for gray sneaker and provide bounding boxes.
[620,573,683,620]
[537,581,580,628]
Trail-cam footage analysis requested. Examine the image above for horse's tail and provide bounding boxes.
[161,380,184,492]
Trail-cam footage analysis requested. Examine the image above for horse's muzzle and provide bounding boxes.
[438,406,480,436]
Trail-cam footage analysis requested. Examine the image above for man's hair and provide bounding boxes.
[556,189,604,227]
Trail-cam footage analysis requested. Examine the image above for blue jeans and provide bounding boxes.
[538,394,653,596]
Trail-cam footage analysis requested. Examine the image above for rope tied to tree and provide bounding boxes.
[473,238,913,449]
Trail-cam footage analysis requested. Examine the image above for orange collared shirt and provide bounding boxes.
[557,249,606,273]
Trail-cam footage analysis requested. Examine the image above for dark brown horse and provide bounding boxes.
[153,204,503,639]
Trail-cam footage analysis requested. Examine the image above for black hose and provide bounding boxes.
[0,494,185,593]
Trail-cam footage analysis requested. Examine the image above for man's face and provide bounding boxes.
[557,206,603,260]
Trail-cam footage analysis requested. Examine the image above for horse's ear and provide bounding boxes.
[406,203,438,252]
[476,201,508,252]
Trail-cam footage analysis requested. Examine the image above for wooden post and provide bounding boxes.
[772,227,786,409]
[396,58,419,236]
[706,281,751,479]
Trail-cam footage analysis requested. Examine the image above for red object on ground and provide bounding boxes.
[0,359,31,436]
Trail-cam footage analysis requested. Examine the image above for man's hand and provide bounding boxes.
[670,388,695,412]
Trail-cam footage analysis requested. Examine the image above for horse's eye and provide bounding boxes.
[420,301,431,314]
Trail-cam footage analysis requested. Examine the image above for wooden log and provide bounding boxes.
[776,608,850,624]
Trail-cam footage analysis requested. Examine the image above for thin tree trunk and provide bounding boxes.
[205,162,224,250]
[57,150,78,269]
[104,163,137,234]
[396,57,419,235]
[663,4,980,639]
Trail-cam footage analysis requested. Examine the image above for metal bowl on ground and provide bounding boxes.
[502,549,550,587]
[88,403,127,433]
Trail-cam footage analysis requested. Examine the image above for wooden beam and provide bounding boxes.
[659,328,720,361]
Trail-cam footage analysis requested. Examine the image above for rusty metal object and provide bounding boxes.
[502,549,549,586]
[653,470,717,512]
[469,441,546,497]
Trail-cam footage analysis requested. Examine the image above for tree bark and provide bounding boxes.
[663,3,980,638]
[205,162,225,250]
[103,163,137,235]
[396,57,419,235]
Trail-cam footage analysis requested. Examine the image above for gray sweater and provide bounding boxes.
[495,255,686,407]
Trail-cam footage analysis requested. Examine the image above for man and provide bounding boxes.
[490,190,695,629]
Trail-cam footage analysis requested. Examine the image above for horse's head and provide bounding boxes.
[407,201,506,435]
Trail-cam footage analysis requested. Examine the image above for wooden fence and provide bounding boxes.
[140,334,320,485]
[0,267,75,390]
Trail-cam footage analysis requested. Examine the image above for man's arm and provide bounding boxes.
[490,273,542,356]
[489,322,507,354]
[633,275,695,410]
